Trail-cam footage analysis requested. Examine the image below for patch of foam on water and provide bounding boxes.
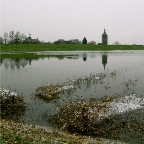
[0,88,18,96]
[97,94,144,119]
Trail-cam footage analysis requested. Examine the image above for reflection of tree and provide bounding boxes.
[0,59,3,66]
[0,55,80,69]
[28,59,32,65]
[0,58,33,69]
[102,54,108,70]
[82,53,87,62]
[57,56,64,60]
[0,56,65,69]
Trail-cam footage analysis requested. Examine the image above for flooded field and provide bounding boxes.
[0,50,144,143]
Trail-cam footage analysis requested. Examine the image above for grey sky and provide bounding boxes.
[1,0,144,44]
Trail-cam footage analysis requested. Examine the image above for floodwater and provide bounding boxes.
[0,50,144,143]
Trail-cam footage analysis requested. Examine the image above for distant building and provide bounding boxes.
[24,34,40,44]
[102,29,108,45]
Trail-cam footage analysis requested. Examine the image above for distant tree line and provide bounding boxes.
[52,37,95,44]
[0,31,27,44]
[0,30,97,45]
[53,39,81,44]
[0,30,42,44]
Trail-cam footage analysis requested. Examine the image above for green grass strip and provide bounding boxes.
[1,44,144,52]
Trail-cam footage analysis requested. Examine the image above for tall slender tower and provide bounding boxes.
[102,29,108,45]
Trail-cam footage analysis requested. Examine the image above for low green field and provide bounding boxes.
[1,44,144,52]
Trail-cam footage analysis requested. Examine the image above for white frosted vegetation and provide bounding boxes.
[96,94,144,120]
[0,88,18,97]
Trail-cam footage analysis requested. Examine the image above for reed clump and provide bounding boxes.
[0,89,26,119]
[48,96,144,142]
[35,85,63,101]
[49,97,112,134]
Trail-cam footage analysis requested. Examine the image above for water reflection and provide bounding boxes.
[0,54,108,69]
[0,58,33,69]
[0,54,83,69]
[102,54,108,70]
[82,53,87,61]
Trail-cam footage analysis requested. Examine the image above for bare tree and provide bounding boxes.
[0,36,4,44]
[3,32,8,44]
[21,34,27,43]
[14,31,22,44]
[88,41,96,45]
[9,30,15,44]
[113,41,120,45]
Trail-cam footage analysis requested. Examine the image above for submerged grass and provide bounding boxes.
[1,44,144,52]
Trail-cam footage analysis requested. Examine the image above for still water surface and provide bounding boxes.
[0,50,144,143]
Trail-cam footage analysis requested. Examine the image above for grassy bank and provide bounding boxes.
[1,44,144,52]
[0,53,75,59]
[1,119,123,144]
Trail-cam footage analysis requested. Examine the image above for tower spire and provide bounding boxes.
[104,29,106,34]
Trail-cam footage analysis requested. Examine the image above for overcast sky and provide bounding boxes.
[1,0,144,44]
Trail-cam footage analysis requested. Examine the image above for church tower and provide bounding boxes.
[102,29,108,45]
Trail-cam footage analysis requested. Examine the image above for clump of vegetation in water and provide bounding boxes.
[35,84,63,101]
[35,73,106,102]
[48,97,114,134]
[0,88,27,119]
[48,96,144,143]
